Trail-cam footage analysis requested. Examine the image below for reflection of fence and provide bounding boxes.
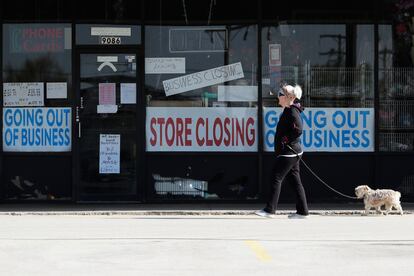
[262,65,373,107]
[379,68,414,98]
[378,68,414,152]
[308,65,374,100]
[379,133,414,152]
[379,101,414,129]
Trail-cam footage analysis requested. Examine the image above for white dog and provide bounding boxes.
[354,185,403,215]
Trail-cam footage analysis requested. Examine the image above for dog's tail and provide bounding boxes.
[396,191,402,202]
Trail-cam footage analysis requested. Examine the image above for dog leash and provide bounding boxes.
[286,145,358,200]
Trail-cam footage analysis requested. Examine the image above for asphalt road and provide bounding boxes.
[0,214,413,276]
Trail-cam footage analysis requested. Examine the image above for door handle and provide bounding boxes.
[78,122,82,138]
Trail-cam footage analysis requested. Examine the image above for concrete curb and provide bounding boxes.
[0,210,411,216]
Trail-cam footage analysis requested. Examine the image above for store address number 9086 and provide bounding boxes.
[100,36,121,45]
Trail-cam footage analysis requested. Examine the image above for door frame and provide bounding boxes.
[73,47,144,202]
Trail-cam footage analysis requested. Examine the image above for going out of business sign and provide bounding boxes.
[263,108,374,152]
[3,107,72,152]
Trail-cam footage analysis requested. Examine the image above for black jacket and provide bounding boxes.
[274,103,304,156]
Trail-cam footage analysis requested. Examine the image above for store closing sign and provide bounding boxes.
[263,108,374,152]
[3,108,71,152]
[146,107,257,152]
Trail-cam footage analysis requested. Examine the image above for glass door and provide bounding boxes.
[77,51,138,201]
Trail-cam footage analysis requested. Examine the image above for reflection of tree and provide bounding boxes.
[3,54,67,82]
[319,34,346,67]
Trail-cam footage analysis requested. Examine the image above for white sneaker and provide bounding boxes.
[288,213,309,219]
[255,209,275,218]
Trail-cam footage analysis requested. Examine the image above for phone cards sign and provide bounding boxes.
[263,108,374,152]
[3,107,71,152]
[99,134,121,174]
[3,82,44,107]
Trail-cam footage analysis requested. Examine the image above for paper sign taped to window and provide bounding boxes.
[3,82,44,107]
[269,44,281,66]
[99,83,116,105]
[120,83,136,104]
[217,86,258,102]
[91,27,131,37]
[97,105,118,114]
[99,134,121,174]
[145,58,186,74]
[162,62,244,96]
[46,82,67,99]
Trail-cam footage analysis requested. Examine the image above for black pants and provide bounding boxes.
[265,156,309,215]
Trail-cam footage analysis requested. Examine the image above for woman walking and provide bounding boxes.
[256,84,309,218]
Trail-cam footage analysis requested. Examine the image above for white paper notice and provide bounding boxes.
[97,105,118,114]
[3,82,44,107]
[217,86,258,102]
[46,82,67,99]
[145,58,186,74]
[99,134,121,174]
[120,83,136,104]
[91,27,131,36]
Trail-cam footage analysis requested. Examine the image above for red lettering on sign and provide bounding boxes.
[213,118,223,146]
[196,118,205,146]
[246,117,255,146]
[150,117,157,146]
[185,118,192,146]
[205,118,213,146]
[157,118,165,146]
[148,115,256,149]
[166,117,175,146]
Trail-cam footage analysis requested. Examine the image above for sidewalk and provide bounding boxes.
[0,202,413,215]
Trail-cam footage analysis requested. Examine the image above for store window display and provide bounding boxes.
[2,23,72,200]
[144,25,259,200]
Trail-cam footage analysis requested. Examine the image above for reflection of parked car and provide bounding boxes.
[153,174,208,197]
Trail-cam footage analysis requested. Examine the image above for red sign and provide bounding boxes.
[10,26,65,53]
[146,107,258,152]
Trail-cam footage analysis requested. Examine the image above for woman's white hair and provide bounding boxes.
[284,84,302,100]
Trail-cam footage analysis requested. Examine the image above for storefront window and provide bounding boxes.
[144,25,259,201]
[2,23,72,200]
[262,24,375,152]
[145,25,258,152]
[378,3,414,152]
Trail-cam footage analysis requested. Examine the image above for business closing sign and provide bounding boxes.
[263,108,374,152]
[162,62,244,96]
[3,107,71,152]
[146,107,257,151]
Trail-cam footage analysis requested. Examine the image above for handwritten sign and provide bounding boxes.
[3,83,44,107]
[163,62,244,96]
[145,58,185,74]
[99,134,120,174]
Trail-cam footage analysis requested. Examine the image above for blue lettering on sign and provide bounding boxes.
[263,108,373,152]
[3,108,71,152]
